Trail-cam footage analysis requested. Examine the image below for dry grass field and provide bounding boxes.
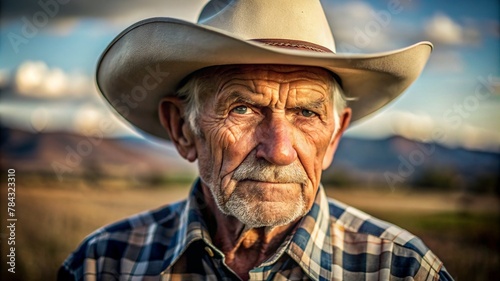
[1,176,498,281]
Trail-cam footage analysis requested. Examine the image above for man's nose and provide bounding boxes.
[255,115,298,166]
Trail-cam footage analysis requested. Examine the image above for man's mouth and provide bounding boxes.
[241,178,296,184]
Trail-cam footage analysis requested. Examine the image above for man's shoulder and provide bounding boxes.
[326,197,452,280]
[59,200,187,280]
[327,197,421,246]
[91,199,186,241]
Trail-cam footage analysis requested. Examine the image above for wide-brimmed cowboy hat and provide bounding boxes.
[96,0,432,140]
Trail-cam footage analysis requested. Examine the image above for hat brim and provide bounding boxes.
[97,17,432,140]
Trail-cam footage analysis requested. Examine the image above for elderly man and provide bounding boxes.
[59,0,453,280]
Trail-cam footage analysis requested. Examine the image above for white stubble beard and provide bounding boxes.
[202,151,310,228]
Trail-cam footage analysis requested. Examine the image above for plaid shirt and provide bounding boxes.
[59,180,453,281]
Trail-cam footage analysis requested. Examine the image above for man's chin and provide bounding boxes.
[232,180,304,204]
[225,200,306,228]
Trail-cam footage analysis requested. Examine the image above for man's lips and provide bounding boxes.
[236,180,301,201]
[240,179,298,184]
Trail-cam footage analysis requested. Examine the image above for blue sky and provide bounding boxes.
[1,0,499,151]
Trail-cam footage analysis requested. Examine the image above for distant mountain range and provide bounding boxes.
[1,126,498,192]
[328,136,499,191]
[0,126,197,184]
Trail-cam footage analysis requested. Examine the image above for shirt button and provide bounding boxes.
[205,246,215,257]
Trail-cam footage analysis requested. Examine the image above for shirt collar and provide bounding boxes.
[162,179,213,271]
[286,184,333,280]
[164,179,333,280]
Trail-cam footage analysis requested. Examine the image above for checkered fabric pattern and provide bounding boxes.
[59,179,454,281]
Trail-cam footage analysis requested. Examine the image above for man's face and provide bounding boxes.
[194,65,343,228]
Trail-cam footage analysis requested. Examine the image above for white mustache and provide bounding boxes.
[232,154,308,184]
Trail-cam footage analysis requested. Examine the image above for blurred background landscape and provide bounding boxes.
[1,0,499,280]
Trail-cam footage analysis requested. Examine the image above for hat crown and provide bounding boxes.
[198,0,336,52]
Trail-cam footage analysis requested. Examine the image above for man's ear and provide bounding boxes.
[322,108,351,169]
[159,97,198,162]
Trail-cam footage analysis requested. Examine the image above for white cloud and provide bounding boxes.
[14,60,93,99]
[458,125,500,152]
[15,61,46,95]
[425,13,462,45]
[336,1,374,22]
[72,104,121,136]
[30,106,50,132]
[43,68,68,96]
[71,103,140,137]
[424,13,480,46]
[0,100,137,137]
[73,104,103,134]
[390,111,435,142]
[346,111,394,139]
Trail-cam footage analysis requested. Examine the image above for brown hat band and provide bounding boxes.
[250,38,341,87]
[250,39,334,53]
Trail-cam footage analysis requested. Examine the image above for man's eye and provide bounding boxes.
[301,109,316,117]
[231,105,251,115]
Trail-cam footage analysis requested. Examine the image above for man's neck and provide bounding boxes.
[200,183,299,281]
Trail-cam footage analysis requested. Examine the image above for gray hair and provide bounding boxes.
[175,66,348,136]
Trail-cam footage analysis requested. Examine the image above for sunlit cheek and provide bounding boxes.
[219,124,259,200]
[314,138,332,176]
[299,125,335,204]
[205,131,229,171]
[203,122,242,180]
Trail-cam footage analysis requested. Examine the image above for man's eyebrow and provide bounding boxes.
[221,91,260,106]
[217,89,329,110]
[214,91,260,113]
[298,98,327,110]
